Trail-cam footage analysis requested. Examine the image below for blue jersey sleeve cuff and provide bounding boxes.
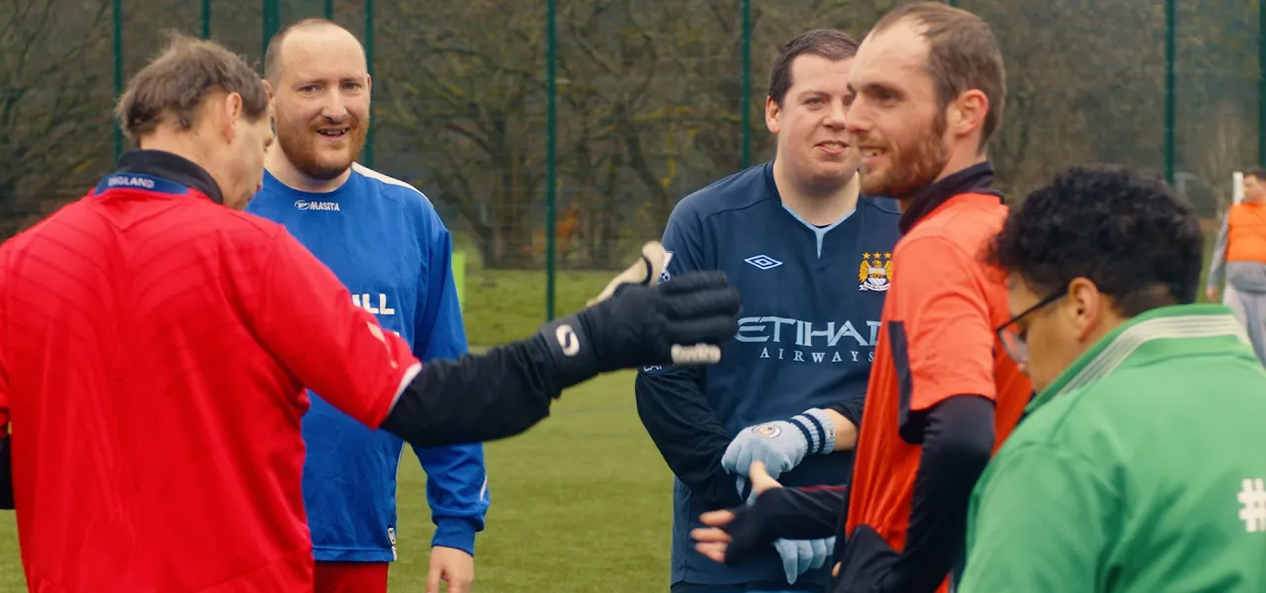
[432,518,479,556]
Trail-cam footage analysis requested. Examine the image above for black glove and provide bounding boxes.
[718,486,847,566]
[539,242,741,387]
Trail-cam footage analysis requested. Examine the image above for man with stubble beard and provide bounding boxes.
[246,18,488,593]
[688,4,1032,593]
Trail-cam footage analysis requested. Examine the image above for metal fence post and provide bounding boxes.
[740,0,751,170]
[201,0,211,39]
[364,0,375,168]
[1164,0,1176,184]
[1259,0,1265,167]
[263,0,280,58]
[545,0,558,321]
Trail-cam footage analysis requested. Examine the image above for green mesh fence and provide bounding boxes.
[1,0,1262,318]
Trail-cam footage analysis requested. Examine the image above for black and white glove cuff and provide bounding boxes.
[538,315,600,391]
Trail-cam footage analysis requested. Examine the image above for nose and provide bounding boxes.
[321,90,349,122]
[844,97,873,136]
[824,100,847,129]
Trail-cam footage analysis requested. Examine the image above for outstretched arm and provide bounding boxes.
[383,261,739,447]
[253,235,740,449]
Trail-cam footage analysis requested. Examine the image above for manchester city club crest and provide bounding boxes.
[752,423,782,439]
[858,252,893,292]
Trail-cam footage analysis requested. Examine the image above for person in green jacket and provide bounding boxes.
[958,164,1266,592]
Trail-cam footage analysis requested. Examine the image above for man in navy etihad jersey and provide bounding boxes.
[247,19,487,593]
[635,30,900,593]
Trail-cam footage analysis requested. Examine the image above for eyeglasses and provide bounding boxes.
[996,288,1067,366]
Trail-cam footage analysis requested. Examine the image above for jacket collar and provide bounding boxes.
[113,149,225,204]
[1031,304,1252,412]
[898,161,1002,233]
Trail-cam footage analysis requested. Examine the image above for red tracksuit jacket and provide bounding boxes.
[0,150,419,593]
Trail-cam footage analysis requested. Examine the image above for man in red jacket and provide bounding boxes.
[0,33,740,593]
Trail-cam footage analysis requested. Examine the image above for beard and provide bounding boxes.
[859,114,950,199]
[275,115,368,181]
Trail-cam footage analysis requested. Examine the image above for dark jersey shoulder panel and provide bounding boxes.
[674,162,777,220]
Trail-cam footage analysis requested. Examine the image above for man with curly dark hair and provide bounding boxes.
[957,164,1266,592]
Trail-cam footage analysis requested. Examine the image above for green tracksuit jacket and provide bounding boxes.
[959,304,1266,592]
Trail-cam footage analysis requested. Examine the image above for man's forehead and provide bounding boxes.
[788,54,852,91]
[853,22,929,81]
[279,27,366,75]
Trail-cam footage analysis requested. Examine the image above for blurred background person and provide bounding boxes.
[1206,167,1266,365]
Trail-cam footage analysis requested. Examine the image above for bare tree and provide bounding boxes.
[0,0,113,237]
[973,0,1167,199]
[374,0,547,269]
[309,0,1260,268]
[1189,102,1251,219]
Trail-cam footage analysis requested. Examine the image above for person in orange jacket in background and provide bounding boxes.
[1206,167,1266,365]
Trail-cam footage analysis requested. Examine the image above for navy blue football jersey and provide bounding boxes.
[636,161,901,591]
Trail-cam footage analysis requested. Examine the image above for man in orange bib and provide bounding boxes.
[1206,167,1266,365]
[687,4,1033,593]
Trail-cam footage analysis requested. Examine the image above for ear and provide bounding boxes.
[947,89,989,141]
[366,72,373,94]
[261,79,275,101]
[1065,277,1102,341]
[221,92,244,143]
[765,96,781,134]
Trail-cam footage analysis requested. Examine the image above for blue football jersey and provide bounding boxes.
[246,165,489,562]
[638,162,902,591]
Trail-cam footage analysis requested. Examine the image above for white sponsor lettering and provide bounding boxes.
[107,175,155,189]
[294,199,341,211]
[736,316,880,347]
[740,315,881,364]
[352,293,397,316]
